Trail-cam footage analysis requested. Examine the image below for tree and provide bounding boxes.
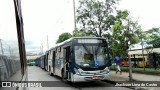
[144,27,160,48]
[76,0,118,37]
[112,10,142,58]
[56,31,92,44]
[72,29,94,37]
[56,33,72,43]
[143,28,160,68]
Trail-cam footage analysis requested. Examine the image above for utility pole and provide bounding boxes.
[141,39,145,71]
[40,46,42,55]
[127,20,132,81]
[47,35,49,50]
[126,38,132,81]
[0,39,4,54]
[128,41,132,81]
[73,0,77,31]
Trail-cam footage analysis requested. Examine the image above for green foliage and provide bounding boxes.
[144,27,160,48]
[116,10,129,19]
[76,0,119,37]
[72,29,94,37]
[57,31,92,44]
[110,66,160,75]
[56,32,72,43]
[112,10,142,57]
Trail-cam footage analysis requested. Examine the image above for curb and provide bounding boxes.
[110,69,160,76]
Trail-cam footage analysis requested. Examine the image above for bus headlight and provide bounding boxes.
[100,67,110,74]
[74,68,81,75]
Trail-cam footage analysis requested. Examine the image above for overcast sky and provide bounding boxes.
[1,0,160,54]
[21,0,78,53]
[118,0,160,31]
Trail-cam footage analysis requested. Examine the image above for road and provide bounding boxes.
[28,66,132,90]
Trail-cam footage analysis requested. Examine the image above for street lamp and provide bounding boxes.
[73,0,77,31]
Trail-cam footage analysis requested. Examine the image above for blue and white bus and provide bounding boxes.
[46,37,111,82]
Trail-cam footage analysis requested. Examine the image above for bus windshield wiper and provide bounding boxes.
[81,44,91,54]
[95,44,100,56]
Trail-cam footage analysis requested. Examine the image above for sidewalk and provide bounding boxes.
[106,70,160,90]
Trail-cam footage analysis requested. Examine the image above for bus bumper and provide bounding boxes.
[72,73,110,82]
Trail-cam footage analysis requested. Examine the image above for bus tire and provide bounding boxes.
[61,68,66,81]
[49,66,53,76]
[52,68,56,76]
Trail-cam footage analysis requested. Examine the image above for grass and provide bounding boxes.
[110,66,160,75]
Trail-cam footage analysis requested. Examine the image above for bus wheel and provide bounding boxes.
[49,66,53,76]
[61,69,66,81]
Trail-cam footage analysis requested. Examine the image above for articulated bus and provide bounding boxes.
[35,54,48,70]
[36,54,49,70]
[35,57,41,67]
[46,37,111,82]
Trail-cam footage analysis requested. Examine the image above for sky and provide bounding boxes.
[0,0,20,55]
[21,0,76,54]
[0,0,160,54]
[118,0,160,31]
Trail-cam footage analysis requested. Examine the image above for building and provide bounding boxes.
[26,53,41,60]
[129,48,160,55]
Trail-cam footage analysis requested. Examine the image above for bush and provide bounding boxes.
[110,66,160,75]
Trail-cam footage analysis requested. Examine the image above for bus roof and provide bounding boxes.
[48,37,106,51]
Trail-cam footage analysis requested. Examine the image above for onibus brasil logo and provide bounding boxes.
[1,82,42,87]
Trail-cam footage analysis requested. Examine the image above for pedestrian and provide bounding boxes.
[114,55,122,74]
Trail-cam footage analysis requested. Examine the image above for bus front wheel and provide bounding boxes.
[49,66,53,76]
[61,68,67,81]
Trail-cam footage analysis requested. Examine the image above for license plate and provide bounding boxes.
[92,76,99,80]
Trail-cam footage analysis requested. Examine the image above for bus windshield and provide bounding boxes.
[74,45,108,68]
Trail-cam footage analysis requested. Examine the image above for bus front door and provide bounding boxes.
[64,46,70,80]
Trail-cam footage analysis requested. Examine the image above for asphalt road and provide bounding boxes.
[28,66,132,90]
